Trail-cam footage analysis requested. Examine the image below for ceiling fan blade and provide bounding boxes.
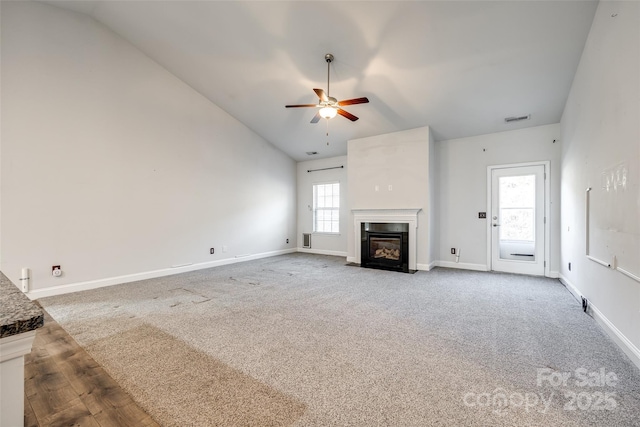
[338,97,369,106]
[285,104,318,108]
[337,108,359,121]
[313,88,328,102]
[310,112,322,123]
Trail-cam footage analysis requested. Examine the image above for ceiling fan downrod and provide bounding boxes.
[323,56,332,144]
[325,53,333,97]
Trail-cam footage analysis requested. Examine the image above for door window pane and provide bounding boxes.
[499,175,535,242]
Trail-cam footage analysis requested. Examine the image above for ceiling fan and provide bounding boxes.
[285,53,369,123]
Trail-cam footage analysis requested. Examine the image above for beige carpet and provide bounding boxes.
[89,323,305,426]
[39,254,640,426]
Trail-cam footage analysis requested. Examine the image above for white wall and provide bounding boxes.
[0,2,296,295]
[296,156,348,256]
[436,124,561,273]
[428,128,439,266]
[559,1,640,366]
[347,126,434,268]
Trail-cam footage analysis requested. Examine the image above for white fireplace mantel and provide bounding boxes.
[353,208,421,270]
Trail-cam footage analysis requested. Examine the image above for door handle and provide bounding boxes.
[493,223,500,227]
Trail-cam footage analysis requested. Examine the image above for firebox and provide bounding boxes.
[361,222,409,272]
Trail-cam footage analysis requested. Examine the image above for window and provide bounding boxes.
[499,175,535,242]
[313,182,340,233]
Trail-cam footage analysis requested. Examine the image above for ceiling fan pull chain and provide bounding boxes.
[326,120,330,145]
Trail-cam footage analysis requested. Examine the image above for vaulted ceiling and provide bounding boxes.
[46,1,598,161]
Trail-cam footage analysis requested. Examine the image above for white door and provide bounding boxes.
[490,165,545,276]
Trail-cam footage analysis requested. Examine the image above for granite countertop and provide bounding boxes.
[0,272,44,338]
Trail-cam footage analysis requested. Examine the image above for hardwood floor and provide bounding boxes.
[24,310,160,427]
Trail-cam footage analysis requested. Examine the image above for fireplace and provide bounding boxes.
[361,222,409,272]
[351,209,420,271]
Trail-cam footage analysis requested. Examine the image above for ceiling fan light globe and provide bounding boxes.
[319,106,337,119]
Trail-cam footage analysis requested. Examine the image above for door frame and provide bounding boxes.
[486,161,550,277]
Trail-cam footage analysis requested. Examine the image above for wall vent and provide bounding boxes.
[504,114,531,123]
[303,233,312,248]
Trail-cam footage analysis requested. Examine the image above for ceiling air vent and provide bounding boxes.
[505,114,531,123]
[306,151,318,155]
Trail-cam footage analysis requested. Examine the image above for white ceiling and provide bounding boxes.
[46,1,598,161]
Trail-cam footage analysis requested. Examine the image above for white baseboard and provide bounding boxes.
[417,261,437,271]
[559,274,640,371]
[436,261,489,272]
[435,261,557,277]
[28,249,297,300]
[558,274,583,303]
[346,256,358,264]
[296,248,347,257]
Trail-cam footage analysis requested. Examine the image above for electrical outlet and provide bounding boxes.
[479,212,487,218]
[451,248,456,255]
[286,238,289,244]
[210,248,215,254]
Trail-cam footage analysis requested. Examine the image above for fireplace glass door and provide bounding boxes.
[369,236,401,261]
[361,222,409,272]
